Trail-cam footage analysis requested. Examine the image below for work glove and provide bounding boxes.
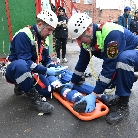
[75,93,96,113]
[46,67,65,76]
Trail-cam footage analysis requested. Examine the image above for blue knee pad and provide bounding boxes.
[60,69,73,84]
[60,73,72,84]
[73,83,95,95]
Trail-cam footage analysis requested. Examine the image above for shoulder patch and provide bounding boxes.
[107,41,118,58]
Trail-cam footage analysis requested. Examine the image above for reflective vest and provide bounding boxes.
[82,22,124,51]
[13,26,45,64]
[96,22,124,50]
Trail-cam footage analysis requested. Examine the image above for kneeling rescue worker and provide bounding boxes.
[5,9,66,113]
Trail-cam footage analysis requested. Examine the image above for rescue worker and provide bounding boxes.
[5,9,66,113]
[66,12,138,124]
[118,6,131,30]
[55,6,68,64]
[130,9,138,35]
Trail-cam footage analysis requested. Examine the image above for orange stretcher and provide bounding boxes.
[53,92,109,121]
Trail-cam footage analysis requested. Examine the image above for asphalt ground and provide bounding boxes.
[0,41,138,138]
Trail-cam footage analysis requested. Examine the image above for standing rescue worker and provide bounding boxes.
[130,9,138,35]
[66,12,138,124]
[5,9,65,113]
[55,6,68,64]
[118,6,131,30]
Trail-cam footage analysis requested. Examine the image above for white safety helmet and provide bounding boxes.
[37,9,58,28]
[68,13,92,39]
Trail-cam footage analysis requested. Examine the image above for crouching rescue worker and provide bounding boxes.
[66,12,138,124]
[5,9,66,113]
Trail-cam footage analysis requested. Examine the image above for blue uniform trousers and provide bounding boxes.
[114,50,138,96]
[5,59,51,96]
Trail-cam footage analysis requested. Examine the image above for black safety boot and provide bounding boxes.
[106,96,129,124]
[134,74,138,82]
[14,84,24,95]
[100,94,120,107]
[75,76,85,86]
[73,101,87,113]
[28,88,54,113]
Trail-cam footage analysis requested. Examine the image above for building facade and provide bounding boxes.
[65,0,122,23]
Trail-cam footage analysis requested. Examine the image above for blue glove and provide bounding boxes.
[47,67,65,76]
[78,93,96,113]
[63,82,74,89]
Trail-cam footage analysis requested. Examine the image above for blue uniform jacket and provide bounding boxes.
[71,23,138,94]
[8,25,55,75]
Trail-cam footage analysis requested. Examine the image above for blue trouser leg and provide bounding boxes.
[5,59,33,93]
[47,76,83,102]
[61,38,67,59]
[115,50,138,96]
[55,38,61,59]
[47,76,62,89]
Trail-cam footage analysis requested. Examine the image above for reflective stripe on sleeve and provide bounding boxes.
[46,62,55,68]
[99,74,111,84]
[46,63,51,68]
[116,62,134,72]
[98,61,134,84]
[16,72,32,84]
[30,63,37,70]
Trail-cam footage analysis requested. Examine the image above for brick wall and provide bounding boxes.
[94,9,122,23]
[65,0,122,23]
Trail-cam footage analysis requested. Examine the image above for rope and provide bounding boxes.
[89,49,116,94]
[33,41,40,86]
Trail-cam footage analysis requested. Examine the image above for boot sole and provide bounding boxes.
[73,101,87,113]
[106,117,123,124]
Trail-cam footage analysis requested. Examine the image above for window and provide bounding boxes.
[84,10,92,17]
[72,0,80,3]
[84,0,92,4]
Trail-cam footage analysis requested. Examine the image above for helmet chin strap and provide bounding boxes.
[36,24,48,34]
[81,34,93,40]
[81,34,93,46]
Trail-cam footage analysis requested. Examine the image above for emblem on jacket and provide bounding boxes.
[107,41,118,58]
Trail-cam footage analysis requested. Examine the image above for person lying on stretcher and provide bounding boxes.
[14,68,119,113]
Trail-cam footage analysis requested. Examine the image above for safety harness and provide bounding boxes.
[13,26,47,89]
[28,26,47,89]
